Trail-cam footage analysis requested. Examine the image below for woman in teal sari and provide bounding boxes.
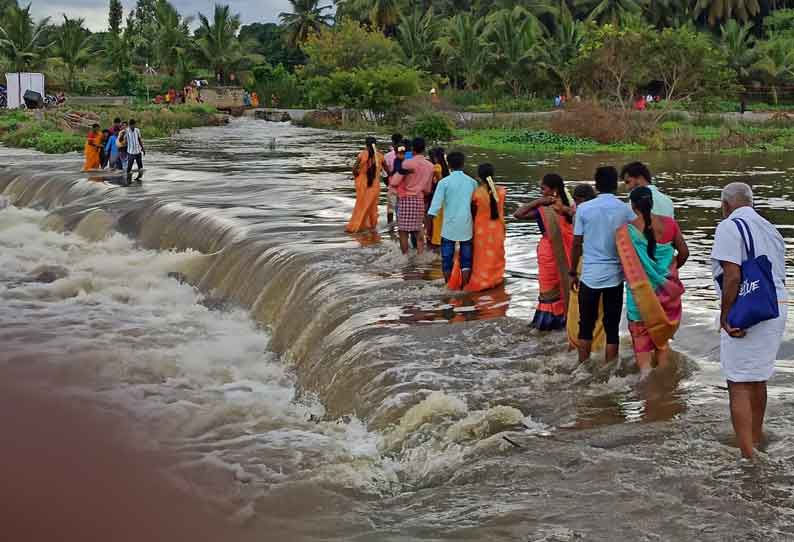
[617,187,689,377]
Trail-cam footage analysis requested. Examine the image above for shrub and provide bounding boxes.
[409,113,455,142]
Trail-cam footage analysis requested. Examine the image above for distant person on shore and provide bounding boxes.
[465,163,506,292]
[428,147,450,249]
[621,162,674,218]
[617,186,689,379]
[570,166,636,363]
[391,137,434,254]
[427,152,478,285]
[346,137,384,233]
[711,182,787,459]
[82,124,103,171]
[384,133,403,225]
[124,119,145,185]
[515,174,575,330]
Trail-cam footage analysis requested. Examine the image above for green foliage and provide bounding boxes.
[410,113,454,142]
[301,18,401,78]
[0,3,50,72]
[458,128,646,153]
[239,22,305,70]
[397,9,438,72]
[720,20,757,80]
[695,0,760,26]
[485,7,539,96]
[436,13,487,89]
[252,63,306,107]
[56,15,92,91]
[108,0,123,35]
[309,65,419,116]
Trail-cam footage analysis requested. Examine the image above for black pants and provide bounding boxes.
[578,282,623,346]
[126,153,143,183]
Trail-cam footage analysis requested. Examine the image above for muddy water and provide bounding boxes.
[2,119,794,541]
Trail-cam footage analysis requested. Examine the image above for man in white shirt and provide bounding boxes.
[711,182,787,459]
[125,118,145,185]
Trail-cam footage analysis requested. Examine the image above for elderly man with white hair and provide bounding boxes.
[711,182,787,459]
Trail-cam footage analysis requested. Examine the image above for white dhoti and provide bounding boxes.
[720,289,787,382]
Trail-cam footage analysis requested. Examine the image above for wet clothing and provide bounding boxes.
[427,171,478,242]
[441,238,473,274]
[465,185,506,293]
[346,149,384,233]
[578,282,624,345]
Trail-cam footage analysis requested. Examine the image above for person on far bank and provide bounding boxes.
[390,137,434,255]
[570,166,637,364]
[711,182,787,459]
[621,161,674,218]
[125,119,145,185]
[427,152,478,286]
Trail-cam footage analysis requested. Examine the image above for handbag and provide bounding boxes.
[724,217,779,329]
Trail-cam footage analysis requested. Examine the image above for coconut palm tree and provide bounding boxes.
[195,4,246,84]
[0,3,49,72]
[720,20,757,80]
[436,13,488,89]
[694,0,760,26]
[153,0,193,75]
[397,8,438,71]
[538,5,584,98]
[574,0,646,24]
[367,0,400,34]
[754,37,794,104]
[279,0,332,47]
[485,7,540,96]
[56,15,92,91]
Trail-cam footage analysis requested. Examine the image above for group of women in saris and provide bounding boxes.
[516,175,689,374]
[346,137,507,293]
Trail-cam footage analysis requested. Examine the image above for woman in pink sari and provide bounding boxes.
[515,174,575,330]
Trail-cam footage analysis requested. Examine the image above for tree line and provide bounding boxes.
[1,0,794,110]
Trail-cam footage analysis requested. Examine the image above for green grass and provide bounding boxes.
[456,129,646,154]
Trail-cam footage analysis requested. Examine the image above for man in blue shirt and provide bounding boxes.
[570,166,637,363]
[427,152,478,286]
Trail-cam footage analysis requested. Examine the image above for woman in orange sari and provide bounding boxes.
[82,124,103,171]
[514,174,575,330]
[346,137,384,233]
[465,163,507,292]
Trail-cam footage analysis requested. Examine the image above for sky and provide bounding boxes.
[30,0,294,31]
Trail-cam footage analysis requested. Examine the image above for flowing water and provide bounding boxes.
[2,119,794,541]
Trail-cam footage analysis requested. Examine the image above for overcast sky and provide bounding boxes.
[31,0,295,31]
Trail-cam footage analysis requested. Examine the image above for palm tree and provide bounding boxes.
[56,15,92,91]
[645,0,693,28]
[754,37,794,104]
[0,3,49,73]
[436,13,488,89]
[195,4,245,84]
[367,0,400,34]
[538,5,584,98]
[694,0,760,26]
[720,20,757,80]
[154,0,193,74]
[397,8,438,71]
[485,7,539,96]
[279,0,332,47]
[575,0,646,24]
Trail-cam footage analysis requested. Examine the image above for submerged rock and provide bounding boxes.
[27,265,69,283]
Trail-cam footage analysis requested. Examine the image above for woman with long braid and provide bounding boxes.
[616,186,689,378]
[465,163,507,292]
[346,137,384,233]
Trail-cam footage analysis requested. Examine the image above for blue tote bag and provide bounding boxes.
[724,218,779,329]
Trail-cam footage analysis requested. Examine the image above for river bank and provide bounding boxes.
[292,106,794,155]
[0,104,226,154]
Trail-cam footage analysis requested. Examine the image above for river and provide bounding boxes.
[1,119,794,541]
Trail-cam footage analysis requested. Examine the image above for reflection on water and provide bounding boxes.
[2,119,794,540]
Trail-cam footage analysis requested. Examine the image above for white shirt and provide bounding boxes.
[126,127,142,155]
[711,205,787,382]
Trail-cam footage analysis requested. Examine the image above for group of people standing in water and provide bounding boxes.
[83,117,145,185]
[346,134,506,293]
[346,138,787,459]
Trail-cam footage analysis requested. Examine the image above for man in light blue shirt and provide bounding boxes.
[428,151,478,285]
[570,166,636,364]
[621,161,674,218]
